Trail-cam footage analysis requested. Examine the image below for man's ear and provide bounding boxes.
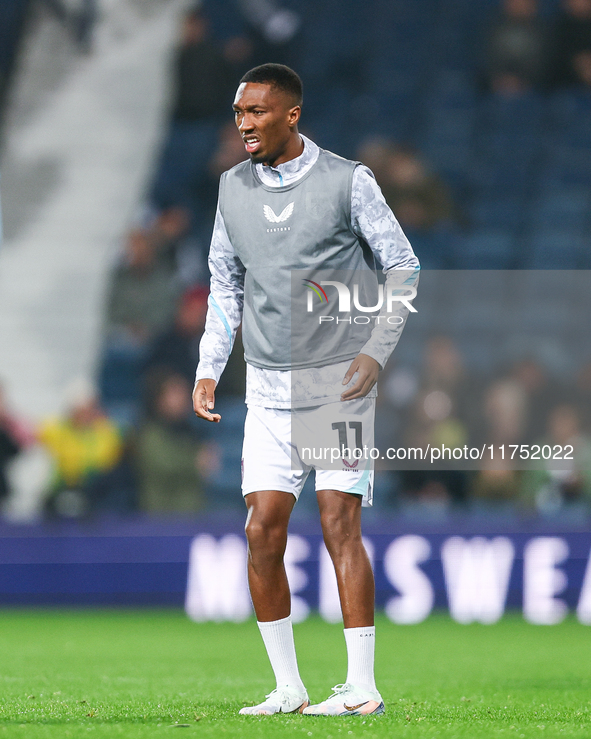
[288,105,301,127]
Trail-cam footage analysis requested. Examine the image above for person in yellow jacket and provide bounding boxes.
[38,379,124,517]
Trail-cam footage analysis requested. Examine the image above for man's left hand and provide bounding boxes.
[341,353,380,401]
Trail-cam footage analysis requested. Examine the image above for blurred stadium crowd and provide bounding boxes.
[1,0,591,521]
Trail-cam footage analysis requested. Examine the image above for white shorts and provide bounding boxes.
[241,398,375,506]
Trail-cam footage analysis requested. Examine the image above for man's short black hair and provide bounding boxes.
[240,64,303,106]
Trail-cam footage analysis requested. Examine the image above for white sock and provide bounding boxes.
[257,615,305,692]
[344,625,377,692]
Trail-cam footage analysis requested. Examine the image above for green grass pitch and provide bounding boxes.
[0,611,589,738]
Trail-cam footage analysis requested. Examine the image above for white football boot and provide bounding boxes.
[239,685,310,715]
[302,683,385,716]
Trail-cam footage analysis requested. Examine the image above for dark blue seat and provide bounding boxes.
[467,156,531,195]
[423,110,475,143]
[371,0,438,23]
[98,341,147,428]
[421,141,470,190]
[479,91,545,135]
[519,303,574,333]
[368,68,417,96]
[453,270,510,300]
[455,230,516,269]
[541,161,591,187]
[425,69,477,108]
[558,124,591,148]
[450,301,507,333]
[307,112,352,158]
[528,189,590,229]
[477,130,541,160]
[151,120,218,209]
[405,228,456,270]
[523,228,585,269]
[468,198,524,229]
[201,0,246,38]
[542,145,591,186]
[549,89,591,129]
[456,332,502,373]
[98,342,145,406]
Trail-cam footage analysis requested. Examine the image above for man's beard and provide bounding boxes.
[249,152,267,164]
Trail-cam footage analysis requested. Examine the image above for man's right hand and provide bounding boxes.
[192,379,221,422]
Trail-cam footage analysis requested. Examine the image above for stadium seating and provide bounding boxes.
[197,0,591,279]
[524,228,587,269]
[529,188,590,229]
[454,230,517,269]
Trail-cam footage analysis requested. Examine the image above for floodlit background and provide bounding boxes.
[0,0,590,619]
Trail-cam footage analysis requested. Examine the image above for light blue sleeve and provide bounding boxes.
[351,165,420,272]
[351,166,420,368]
[195,206,245,385]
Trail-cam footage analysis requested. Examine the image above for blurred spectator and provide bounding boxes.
[136,372,207,513]
[144,285,247,403]
[552,0,591,87]
[572,48,591,85]
[234,0,302,68]
[380,336,468,454]
[357,136,392,185]
[483,0,551,93]
[576,360,591,431]
[237,0,301,46]
[151,206,192,271]
[144,286,209,387]
[421,336,466,396]
[405,337,469,445]
[510,358,556,443]
[104,228,179,345]
[223,35,256,76]
[398,337,472,511]
[38,380,130,518]
[483,377,527,447]
[397,470,468,518]
[471,468,521,506]
[100,223,185,425]
[520,404,591,515]
[208,120,248,179]
[150,206,208,286]
[470,378,527,508]
[398,394,469,515]
[377,146,460,232]
[151,7,234,211]
[170,8,233,124]
[0,384,31,503]
[375,363,418,459]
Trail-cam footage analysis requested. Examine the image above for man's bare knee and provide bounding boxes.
[245,517,287,557]
[244,491,294,558]
[320,508,348,538]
